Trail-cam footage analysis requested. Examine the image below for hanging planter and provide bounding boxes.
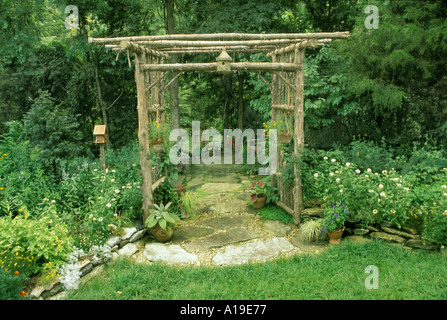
[151,139,164,153]
[278,131,292,144]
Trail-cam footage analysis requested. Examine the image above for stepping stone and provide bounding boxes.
[184,228,260,252]
[290,234,328,252]
[118,243,138,257]
[212,238,295,266]
[344,235,371,243]
[198,215,251,230]
[260,220,294,237]
[142,243,198,264]
[170,226,214,242]
[197,183,243,194]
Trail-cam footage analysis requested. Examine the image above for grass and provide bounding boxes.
[67,240,447,300]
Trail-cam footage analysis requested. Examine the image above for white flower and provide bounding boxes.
[111,179,115,182]
[444,210,447,216]
[339,189,343,193]
[105,169,109,174]
[375,173,379,176]
[98,196,103,200]
[444,193,447,197]
[378,184,384,189]
[122,185,125,189]
[329,172,334,176]
[324,156,328,160]
[106,203,112,208]
[331,159,336,163]
[346,162,351,167]
[112,170,116,173]
[397,183,402,187]
[355,169,360,174]
[373,209,378,214]
[390,209,396,214]
[314,173,319,178]
[100,190,103,193]
[115,189,120,194]
[380,192,386,197]
[111,198,116,202]
[89,214,93,219]
[98,217,103,222]
[369,189,374,193]
[442,185,447,189]
[365,175,369,178]
[367,168,372,173]
[113,213,118,217]
[336,178,341,182]
[404,187,410,191]
[43,198,49,201]
[335,170,339,174]
[94,169,98,172]
[51,200,56,203]
[382,170,388,174]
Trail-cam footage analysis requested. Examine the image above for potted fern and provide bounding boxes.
[145,202,181,242]
[179,191,196,219]
[300,219,323,242]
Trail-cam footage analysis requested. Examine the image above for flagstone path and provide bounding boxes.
[126,162,330,267]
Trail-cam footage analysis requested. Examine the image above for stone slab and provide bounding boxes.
[213,238,295,266]
[184,228,260,252]
[369,232,405,243]
[170,226,215,242]
[290,234,328,252]
[198,215,251,230]
[118,243,138,257]
[142,243,198,264]
[198,183,243,194]
[260,220,294,237]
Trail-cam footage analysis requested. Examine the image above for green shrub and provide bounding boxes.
[0,268,29,300]
[422,211,447,247]
[0,205,72,277]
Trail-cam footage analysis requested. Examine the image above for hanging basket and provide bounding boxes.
[151,139,164,153]
[278,131,292,144]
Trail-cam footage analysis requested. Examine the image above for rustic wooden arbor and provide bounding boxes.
[88,32,350,225]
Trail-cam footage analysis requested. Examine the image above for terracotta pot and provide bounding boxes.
[252,193,267,209]
[150,223,173,243]
[151,139,164,153]
[328,226,345,245]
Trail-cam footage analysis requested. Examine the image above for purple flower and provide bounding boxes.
[342,204,345,208]
[345,210,348,214]
[332,211,335,215]
[335,214,339,218]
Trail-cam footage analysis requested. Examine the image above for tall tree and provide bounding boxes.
[165,0,180,129]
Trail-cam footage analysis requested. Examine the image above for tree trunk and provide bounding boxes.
[238,73,244,129]
[93,60,112,150]
[165,0,180,129]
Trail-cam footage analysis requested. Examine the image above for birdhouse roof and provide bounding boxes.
[93,125,107,136]
[216,49,232,62]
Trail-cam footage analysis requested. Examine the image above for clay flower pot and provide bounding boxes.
[150,223,173,243]
[251,193,267,210]
[328,226,345,245]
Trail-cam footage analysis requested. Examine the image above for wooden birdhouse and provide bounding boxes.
[216,48,232,74]
[93,125,107,144]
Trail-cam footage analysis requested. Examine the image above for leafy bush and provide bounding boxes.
[0,269,29,300]
[0,205,72,277]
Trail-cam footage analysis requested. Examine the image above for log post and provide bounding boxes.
[293,48,305,226]
[135,52,153,224]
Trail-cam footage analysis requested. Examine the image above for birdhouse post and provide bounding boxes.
[216,48,232,75]
[93,125,107,171]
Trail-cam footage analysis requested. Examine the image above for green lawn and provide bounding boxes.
[67,240,447,300]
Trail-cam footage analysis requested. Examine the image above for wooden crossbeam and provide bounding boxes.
[140,62,301,73]
[119,40,170,59]
[88,32,350,44]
